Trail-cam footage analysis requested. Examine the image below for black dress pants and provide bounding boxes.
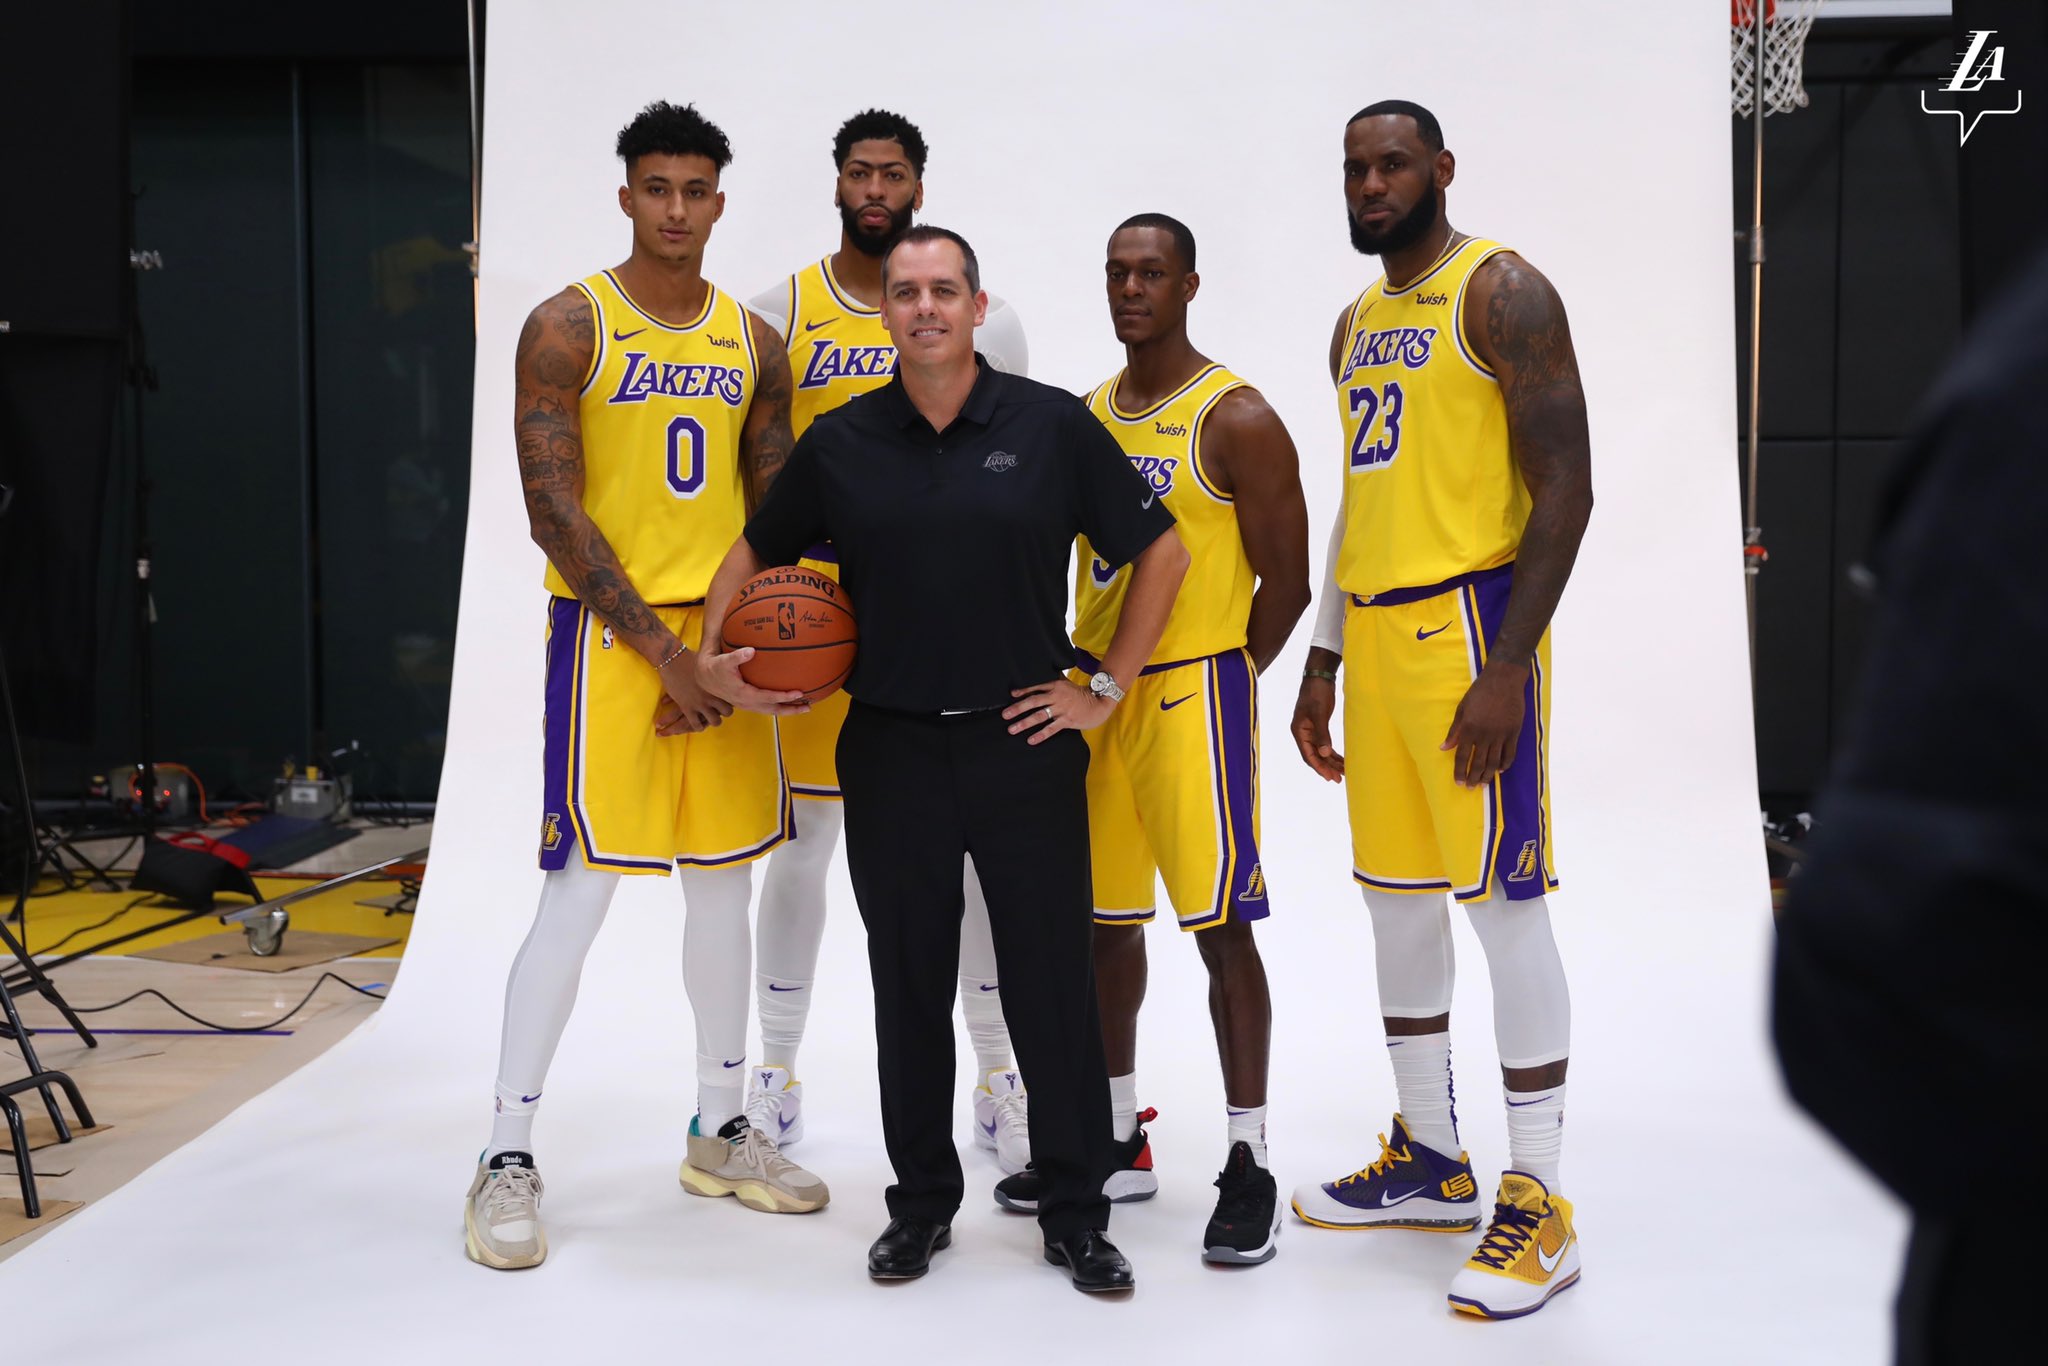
[836,699,1112,1241]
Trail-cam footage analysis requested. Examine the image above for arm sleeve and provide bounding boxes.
[979,294,1029,377]
[1309,503,1347,654]
[742,432,827,565]
[745,281,793,343]
[1068,401,1173,568]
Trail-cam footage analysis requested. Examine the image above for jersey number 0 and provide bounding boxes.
[666,415,706,498]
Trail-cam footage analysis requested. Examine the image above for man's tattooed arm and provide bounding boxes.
[739,309,795,515]
[516,287,679,662]
[1466,253,1594,667]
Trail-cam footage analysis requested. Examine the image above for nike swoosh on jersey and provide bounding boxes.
[1416,623,1451,640]
[803,317,835,332]
[1160,693,1197,712]
[612,327,647,342]
[1537,1237,1571,1273]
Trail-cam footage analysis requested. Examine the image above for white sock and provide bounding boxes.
[755,801,841,1073]
[488,859,619,1160]
[681,866,753,1132]
[958,856,1014,1074]
[1388,1032,1461,1155]
[1504,1083,1566,1192]
[1227,1102,1269,1168]
[1109,1072,1139,1142]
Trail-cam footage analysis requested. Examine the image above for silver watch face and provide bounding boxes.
[1090,671,1121,700]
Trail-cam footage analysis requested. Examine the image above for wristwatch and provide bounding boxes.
[1088,670,1126,704]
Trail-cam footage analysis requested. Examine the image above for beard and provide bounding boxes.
[840,198,915,257]
[1348,190,1439,257]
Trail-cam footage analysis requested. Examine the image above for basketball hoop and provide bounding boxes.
[1732,0,1823,117]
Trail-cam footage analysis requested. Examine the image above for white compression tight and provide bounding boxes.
[682,865,755,1131]
[489,859,620,1159]
[957,854,1014,1077]
[1359,884,1571,1066]
[755,802,844,1071]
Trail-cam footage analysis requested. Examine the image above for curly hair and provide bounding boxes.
[616,101,733,173]
[832,108,928,178]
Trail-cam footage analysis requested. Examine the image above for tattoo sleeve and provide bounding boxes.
[516,289,676,659]
[740,312,795,514]
[1474,255,1594,669]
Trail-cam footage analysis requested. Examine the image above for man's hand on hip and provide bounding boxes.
[1005,679,1113,745]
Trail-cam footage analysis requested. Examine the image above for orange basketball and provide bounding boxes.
[721,566,857,702]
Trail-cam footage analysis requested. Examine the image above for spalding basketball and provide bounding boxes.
[722,566,857,702]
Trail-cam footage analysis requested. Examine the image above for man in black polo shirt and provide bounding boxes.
[698,225,1189,1291]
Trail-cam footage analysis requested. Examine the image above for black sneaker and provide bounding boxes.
[1202,1140,1279,1265]
[993,1106,1162,1212]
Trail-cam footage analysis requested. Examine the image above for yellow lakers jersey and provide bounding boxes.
[1333,237,1527,598]
[1075,363,1253,663]
[781,257,896,439]
[541,270,758,605]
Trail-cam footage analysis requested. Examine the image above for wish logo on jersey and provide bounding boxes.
[796,338,897,389]
[1339,325,1439,382]
[607,352,749,407]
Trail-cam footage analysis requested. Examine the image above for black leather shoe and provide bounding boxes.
[1043,1229,1135,1292]
[868,1216,952,1279]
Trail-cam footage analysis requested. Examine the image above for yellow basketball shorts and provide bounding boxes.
[1341,565,1558,903]
[1077,647,1269,931]
[773,552,848,800]
[538,596,792,875]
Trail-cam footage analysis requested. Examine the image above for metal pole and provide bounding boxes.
[1744,0,1768,691]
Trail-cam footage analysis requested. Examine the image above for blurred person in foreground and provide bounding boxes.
[1773,247,2048,1365]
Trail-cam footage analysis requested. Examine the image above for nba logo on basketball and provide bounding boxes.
[776,601,797,640]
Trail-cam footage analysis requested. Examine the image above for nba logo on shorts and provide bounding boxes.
[541,813,564,851]
[601,625,615,650]
[776,601,797,640]
[1508,839,1539,883]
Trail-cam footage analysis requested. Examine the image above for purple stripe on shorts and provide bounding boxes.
[1470,571,1550,902]
[538,597,581,870]
[1212,649,1270,921]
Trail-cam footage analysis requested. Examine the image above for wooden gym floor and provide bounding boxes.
[2,820,423,1259]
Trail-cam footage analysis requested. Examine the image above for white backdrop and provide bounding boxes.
[9,3,1903,1362]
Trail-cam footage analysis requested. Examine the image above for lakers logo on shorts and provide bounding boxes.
[541,812,564,851]
[1508,839,1540,883]
[1238,865,1267,902]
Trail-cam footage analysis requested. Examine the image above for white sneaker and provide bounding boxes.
[679,1114,829,1213]
[973,1068,1031,1174]
[746,1065,805,1147]
[464,1151,546,1269]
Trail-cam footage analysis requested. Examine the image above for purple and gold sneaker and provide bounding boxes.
[1290,1114,1480,1231]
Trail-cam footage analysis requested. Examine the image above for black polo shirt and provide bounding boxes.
[744,356,1175,712]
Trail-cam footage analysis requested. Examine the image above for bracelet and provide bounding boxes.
[1302,667,1338,684]
[655,640,688,670]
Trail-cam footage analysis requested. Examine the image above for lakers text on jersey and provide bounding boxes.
[767,257,898,800]
[1331,238,1558,903]
[1074,364,1267,931]
[542,270,758,606]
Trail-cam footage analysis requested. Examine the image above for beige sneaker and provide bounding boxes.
[464,1151,546,1269]
[679,1115,829,1213]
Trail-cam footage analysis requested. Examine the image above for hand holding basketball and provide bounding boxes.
[720,566,858,702]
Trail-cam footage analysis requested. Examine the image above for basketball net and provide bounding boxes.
[1732,0,1823,117]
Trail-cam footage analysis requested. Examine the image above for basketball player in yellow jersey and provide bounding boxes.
[990,215,1308,1265]
[463,103,825,1273]
[1288,101,1593,1321]
[741,110,1033,1171]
